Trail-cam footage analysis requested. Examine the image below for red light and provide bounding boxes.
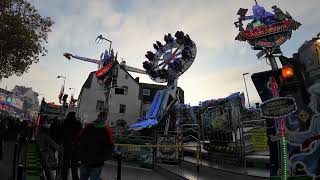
[282,66,294,79]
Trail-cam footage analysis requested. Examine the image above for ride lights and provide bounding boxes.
[281,65,294,80]
[271,78,287,179]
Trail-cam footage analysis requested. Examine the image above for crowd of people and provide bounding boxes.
[0,111,114,180]
[0,114,33,160]
[46,111,114,180]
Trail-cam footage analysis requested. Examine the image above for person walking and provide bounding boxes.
[0,118,8,160]
[78,112,114,180]
[61,112,82,180]
[49,117,60,144]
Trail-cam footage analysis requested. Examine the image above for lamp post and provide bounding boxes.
[57,75,67,113]
[242,73,251,108]
[57,75,66,89]
[68,88,75,97]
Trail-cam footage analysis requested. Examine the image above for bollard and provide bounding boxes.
[17,164,23,180]
[12,142,19,180]
[196,145,200,173]
[116,153,122,180]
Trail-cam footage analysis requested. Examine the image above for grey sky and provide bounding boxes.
[1,0,319,106]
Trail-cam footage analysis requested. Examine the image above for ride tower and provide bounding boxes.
[234,1,303,179]
[130,31,197,136]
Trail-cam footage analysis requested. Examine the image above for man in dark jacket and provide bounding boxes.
[0,118,8,160]
[61,112,82,180]
[78,112,114,180]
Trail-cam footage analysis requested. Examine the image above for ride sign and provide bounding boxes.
[235,2,301,48]
[260,97,297,118]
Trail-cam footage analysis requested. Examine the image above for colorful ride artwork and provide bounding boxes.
[234,1,320,179]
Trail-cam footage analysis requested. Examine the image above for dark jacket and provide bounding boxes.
[61,114,82,159]
[78,120,114,167]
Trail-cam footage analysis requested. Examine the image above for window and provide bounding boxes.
[143,110,148,116]
[115,88,125,95]
[125,74,129,79]
[142,89,151,96]
[115,86,128,95]
[119,104,126,114]
[96,100,105,111]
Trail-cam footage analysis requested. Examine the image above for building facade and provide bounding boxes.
[77,72,106,124]
[0,88,24,117]
[77,66,142,126]
[139,82,184,118]
[11,85,39,118]
[77,65,184,127]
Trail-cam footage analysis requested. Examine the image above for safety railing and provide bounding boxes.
[114,143,201,180]
[40,136,64,180]
[179,124,201,162]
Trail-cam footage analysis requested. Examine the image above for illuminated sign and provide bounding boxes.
[6,97,12,103]
[0,94,6,102]
[235,3,301,48]
[260,97,297,118]
[13,98,23,110]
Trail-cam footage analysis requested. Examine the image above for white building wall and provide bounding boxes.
[77,75,105,124]
[77,67,142,126]
[107,68,141,126]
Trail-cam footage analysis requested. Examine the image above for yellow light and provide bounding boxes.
[282,66,294,79]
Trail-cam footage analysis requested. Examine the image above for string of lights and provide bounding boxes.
[271,77,287,180]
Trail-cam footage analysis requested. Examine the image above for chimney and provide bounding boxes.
[255,103,260,108]
[135,77,139,83]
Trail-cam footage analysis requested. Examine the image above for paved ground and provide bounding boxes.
[66,161,169,180]
[100,161,169,180]
[0,141,15,180]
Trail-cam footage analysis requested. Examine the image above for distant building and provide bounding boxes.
[12,85,39,118]
[0,88,24,117]
[77,65,184,127]
[139,82,184,118]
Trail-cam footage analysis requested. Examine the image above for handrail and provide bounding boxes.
[114,143,201,173]
[115,144,199,148]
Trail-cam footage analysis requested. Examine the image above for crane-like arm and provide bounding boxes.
[119,61,147,74]
[63,52,101,65]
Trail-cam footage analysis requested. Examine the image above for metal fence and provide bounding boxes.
[13,134,64,180]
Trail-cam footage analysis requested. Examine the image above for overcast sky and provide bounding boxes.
[1,0,319,106]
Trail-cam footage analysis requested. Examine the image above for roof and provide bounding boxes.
[138,82,184,104]
[13,85,32,95]
[78,63,140,99]
[139,82,184,92]
[78,71,95,101]
[0,88,11,95]
[119,64,140,86]
[139,82,167,89]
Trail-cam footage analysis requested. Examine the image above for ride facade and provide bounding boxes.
[235,0,320,179]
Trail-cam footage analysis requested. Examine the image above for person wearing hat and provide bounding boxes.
[77,111,114,180]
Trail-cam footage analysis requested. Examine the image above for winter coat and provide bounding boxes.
[78,120,114,167]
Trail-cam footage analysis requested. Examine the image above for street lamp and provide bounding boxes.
[57,76,66,89]
[69,88,75,97]
[242,73,251,108]
[57,75,66,103]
